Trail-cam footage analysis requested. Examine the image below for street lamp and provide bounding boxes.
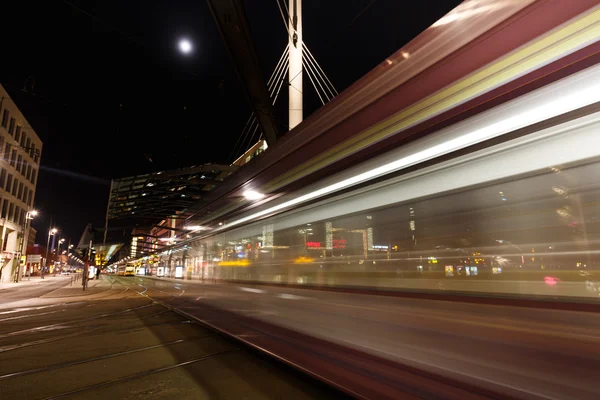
[43,228,57,279]
[14,210,37,282]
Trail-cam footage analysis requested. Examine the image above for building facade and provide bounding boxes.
[0,85,43,282]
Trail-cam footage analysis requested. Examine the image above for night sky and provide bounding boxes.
[0,0,460,245]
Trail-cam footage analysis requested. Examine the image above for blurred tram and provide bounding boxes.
[114,264,136,276]
[126,1,600,299]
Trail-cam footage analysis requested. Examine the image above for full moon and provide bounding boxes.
[178,39,192,54]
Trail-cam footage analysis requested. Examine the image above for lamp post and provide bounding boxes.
[55,237,65,273]
[43,227,57,279]
[68,243,73,270]
[14,210,37,282]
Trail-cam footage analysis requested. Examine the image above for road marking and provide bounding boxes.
[0,309,65,322]
[0,304,60,315]
[277,293,310,300]
[239,287,266,294]
[137,284,147,295]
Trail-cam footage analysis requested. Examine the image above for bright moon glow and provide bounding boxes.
[179,39,192,54]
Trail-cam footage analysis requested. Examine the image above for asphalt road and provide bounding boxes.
[120,275,600,400]
[0,276,348,400]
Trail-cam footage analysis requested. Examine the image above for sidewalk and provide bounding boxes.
[40,274,116,298]
[0,275,70,291]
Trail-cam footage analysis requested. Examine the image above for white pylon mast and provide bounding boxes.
[288,0,303,130]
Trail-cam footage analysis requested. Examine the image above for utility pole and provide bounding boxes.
[14,210,37,282]
[83,239,92,291]
[288,0,303,129]
[49,229,57,273]
[54,237,61,274]
[67,239,72,270]
[14,217,27,282]
[103,180,112,245]
[42,218,55,279]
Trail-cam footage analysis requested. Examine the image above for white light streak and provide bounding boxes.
[214,69,600,232]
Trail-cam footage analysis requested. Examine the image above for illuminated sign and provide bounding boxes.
[306,242,321,248]
[175,266,184,278]
[333,239,346,249]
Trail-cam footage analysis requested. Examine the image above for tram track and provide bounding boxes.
[0,301,157,338]
[40,349,241,400]
[1,275,346,400]
[0,334,218,380]
[0,308,186,353]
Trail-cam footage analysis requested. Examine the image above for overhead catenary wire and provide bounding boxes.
[321,0,378,51]
[232,116,258,161]
[242,123,261,154]
[230,111,258,162]
[62,0,199,78]
[228,113,255,161]
[238,119,259,154]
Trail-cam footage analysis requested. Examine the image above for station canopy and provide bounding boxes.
[107,163,237,230]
